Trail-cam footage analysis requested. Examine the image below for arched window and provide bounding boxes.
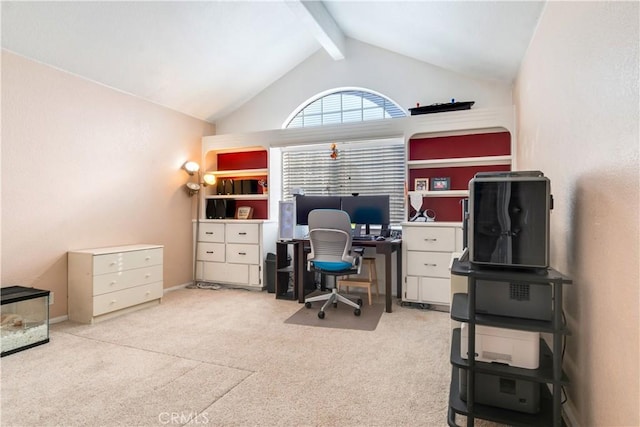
[281,88,406,225]
[284,88,406,129]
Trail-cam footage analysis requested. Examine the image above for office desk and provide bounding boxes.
[294,238,402,313]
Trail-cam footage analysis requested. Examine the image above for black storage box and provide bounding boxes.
[475,280,553,321]
[459,368,541,414]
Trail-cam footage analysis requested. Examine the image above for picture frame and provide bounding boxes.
[414,178,429,192]
[235,206,254,220]
[431,177,451,191]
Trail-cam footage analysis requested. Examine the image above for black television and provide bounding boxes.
[294,195,342,226]
[341,195,390,236]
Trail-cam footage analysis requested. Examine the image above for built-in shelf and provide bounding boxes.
[205,195,268,200]
[206,168,268,178]
[408,190,469,198]
[407,155,511,169]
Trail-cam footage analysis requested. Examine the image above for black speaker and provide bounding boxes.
[206,199,227,219]
[216,179,225,195]
[224,179,234,195]
[233,180,243,195]
[225,199,236,218]
[242,179,259,194]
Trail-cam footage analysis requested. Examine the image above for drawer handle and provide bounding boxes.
[424,238,438,242]
[205,232,213,235]
[145,256,151,261]
[238,252,247,255]
[238,232,247,235]
[206,251,214,254]
[110,300,117,304]
[110,262,117,266]
[110,281,117,286]
[146,291,150,295]
[145,274,151,278]
[424,263,437,267]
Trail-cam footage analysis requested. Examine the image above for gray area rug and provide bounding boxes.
[284,294,384,331]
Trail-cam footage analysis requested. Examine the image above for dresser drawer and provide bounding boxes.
[406,251,452,278]
[93,282,163,316]
[405,276,450,305]
[225,223,259,244]
[197,242,226,262]
[199,223,225,243]
[226,244,259,264]
[93,265,163,296]
[403,227,456,252]
[203,262,248,285]
[93,248,163,275]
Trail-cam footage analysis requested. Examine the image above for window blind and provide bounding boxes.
[282,139,405,224]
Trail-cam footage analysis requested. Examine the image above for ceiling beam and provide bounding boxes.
[287,0,345,60]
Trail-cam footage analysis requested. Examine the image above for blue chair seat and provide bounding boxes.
[312,260,353,272]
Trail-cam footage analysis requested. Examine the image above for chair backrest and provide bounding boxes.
[307,209,355,271]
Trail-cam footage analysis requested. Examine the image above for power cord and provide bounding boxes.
[186,282,221,290]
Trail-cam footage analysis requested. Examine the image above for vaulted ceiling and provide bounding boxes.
[1,1,545,124]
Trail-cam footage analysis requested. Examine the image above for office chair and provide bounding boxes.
[304,209,364,319]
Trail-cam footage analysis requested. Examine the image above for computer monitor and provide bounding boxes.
[294,195,342,226]
[340,195,390,235]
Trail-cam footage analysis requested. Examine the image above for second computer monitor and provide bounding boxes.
[294,195,342,226]
[341,195,390,235]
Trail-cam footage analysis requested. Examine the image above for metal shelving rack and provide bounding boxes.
[448,259,572,427]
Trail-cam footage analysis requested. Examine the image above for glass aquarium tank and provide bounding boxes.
[1,286,50,357]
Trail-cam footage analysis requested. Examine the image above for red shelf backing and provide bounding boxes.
[409,132,510,160]
[217,150,267,171]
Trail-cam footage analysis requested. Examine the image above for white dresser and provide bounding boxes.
[68,244,164,324]
[401,222,463,306]
[194,220,276,290]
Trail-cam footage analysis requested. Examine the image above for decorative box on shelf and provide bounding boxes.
[1,286,50,357]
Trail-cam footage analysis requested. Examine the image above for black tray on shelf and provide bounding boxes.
[409,101,474,115]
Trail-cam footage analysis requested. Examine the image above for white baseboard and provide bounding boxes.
[50,315,68,324]
[164,282,191,293]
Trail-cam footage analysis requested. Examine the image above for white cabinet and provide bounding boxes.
[401,222,463,306]
[68,244,164,324]
[194,220,276,290]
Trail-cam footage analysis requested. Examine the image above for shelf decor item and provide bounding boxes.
[414,178,429,191]
[431,177,451,191]
[408,100,475,115]
[236,206,254,219]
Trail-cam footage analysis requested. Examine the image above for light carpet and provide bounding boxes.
[0,288,505,427]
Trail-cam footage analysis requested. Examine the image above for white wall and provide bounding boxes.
[2,51,215,318]
[216,38,513,134]
[514,2,639,425]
